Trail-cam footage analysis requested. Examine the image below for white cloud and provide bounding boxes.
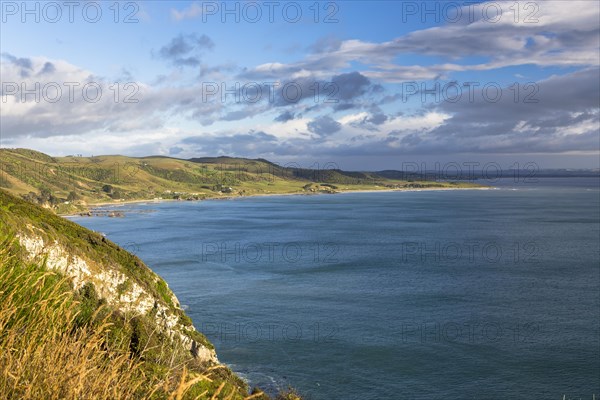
[242,1,600,83]
[0,54,227,141]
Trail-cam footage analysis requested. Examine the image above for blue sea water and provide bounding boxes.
[71,178,600,399]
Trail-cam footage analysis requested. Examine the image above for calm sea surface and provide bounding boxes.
[71,178,600,399]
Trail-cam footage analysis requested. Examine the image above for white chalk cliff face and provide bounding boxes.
[17,225,217,364]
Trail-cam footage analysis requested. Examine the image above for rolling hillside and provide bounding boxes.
[0,148,479,214]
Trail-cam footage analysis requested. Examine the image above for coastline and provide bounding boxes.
[61,186,491,217]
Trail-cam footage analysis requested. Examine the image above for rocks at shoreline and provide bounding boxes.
[79,210,125,218]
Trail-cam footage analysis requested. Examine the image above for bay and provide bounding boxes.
[71,178,600,399]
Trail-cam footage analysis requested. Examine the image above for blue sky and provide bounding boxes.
[1,1,599,169]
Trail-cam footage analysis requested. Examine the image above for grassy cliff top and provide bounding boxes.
[0,188,186,322]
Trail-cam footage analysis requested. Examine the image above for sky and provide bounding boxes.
[1,0,599,170]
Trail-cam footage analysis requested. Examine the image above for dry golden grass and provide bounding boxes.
[0,238,271,400]
[0,245,148,399]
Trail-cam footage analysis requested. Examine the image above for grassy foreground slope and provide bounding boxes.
[0,148,480,214]
[0,189,301,399]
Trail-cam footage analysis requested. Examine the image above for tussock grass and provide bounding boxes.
[0,239,155,400]
[0,236,271,399]
[0,240,147,399]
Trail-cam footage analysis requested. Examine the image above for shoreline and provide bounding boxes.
[61,186,491,217]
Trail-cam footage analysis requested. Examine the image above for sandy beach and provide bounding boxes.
[61,186,491,217]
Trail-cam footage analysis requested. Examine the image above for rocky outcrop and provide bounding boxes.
[16,226,217,363]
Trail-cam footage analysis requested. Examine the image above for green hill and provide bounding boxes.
[0,189,299,399]
[0,148,480,214]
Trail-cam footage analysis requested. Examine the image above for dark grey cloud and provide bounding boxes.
[307,116,342,136]
[177,130,333,159]
[220,104,270,122]
[434,67,598,130]
[270,76,329,107]
[38,62,55,75]
[331,72,371,101]
[408,67,600,154]
[158,33,214,67]
[180,130,281,156]
[2,53,32,69]
[400,133,422,146]
[274,111,296,122]
[367,113,388,125]
[262,71,375,112]
[326,72,374,111]
[350,111,389,132]
[221,110,252,122]
[2,53,33,77]
[171,68,599,161]
[333,103,357,112]
[198,62,236,79]
[207,73,372,112]
[309,35,342,54]
[169,146,184,155]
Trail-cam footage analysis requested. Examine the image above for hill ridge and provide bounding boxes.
[0,148,477,215]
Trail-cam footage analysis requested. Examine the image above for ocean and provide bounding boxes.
[71,177,600,399]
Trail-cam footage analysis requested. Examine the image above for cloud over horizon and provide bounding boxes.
[1,1,598,168]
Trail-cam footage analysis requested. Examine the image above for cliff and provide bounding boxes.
[0,189,281,399]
